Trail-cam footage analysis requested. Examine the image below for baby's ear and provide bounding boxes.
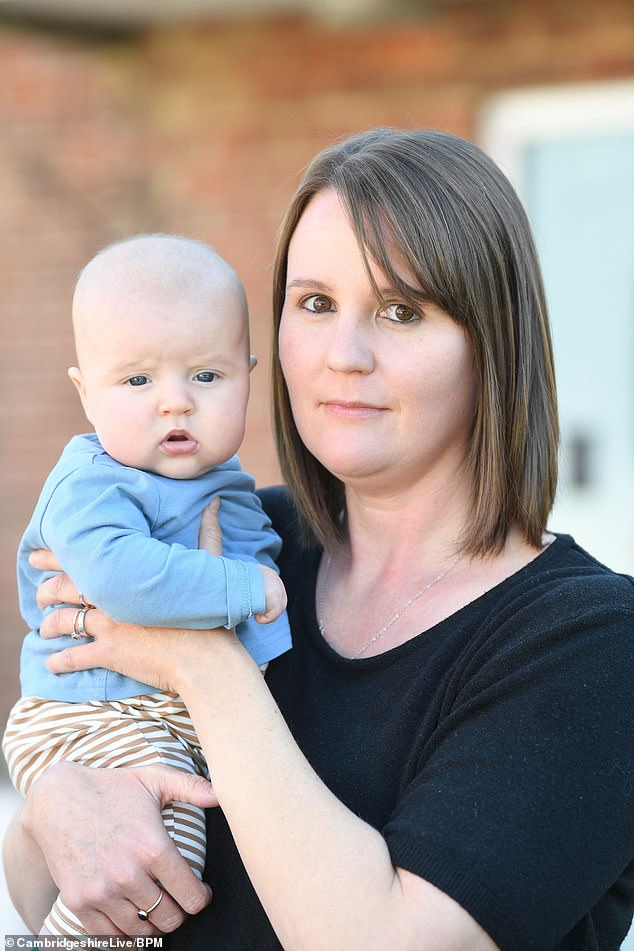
[67,367,92,423]
[249,354,258,372]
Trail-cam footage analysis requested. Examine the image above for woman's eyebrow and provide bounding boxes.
[285,277,427,304]
[285,278,334,292]
[286,278,400,294]
[374,282,429,301]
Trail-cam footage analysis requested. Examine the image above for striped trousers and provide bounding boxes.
[2,692,208,937]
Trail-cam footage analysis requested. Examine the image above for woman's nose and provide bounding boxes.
[325,314,374,374]
[158,383,194,416]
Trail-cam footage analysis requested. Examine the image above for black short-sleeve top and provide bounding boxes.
[173,486,634,951]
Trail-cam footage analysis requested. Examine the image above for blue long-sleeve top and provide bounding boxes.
[18,433,292,701]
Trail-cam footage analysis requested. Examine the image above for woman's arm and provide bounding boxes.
[3,802,57,931]
[38,553,498,950]
[45,623,496,951]
[174,632,499,951]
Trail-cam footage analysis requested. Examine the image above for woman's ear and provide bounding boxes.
[67,366,93,424]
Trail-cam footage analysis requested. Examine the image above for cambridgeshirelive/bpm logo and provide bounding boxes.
[4,939,167,950]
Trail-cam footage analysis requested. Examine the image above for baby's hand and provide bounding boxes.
[255,566,287,624]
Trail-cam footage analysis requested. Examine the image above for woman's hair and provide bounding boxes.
[272,128,559,555]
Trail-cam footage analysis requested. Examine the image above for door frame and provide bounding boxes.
[477,80,634,573]
[479,79,634,198]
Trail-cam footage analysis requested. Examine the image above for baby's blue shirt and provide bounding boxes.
[18,433,292,701]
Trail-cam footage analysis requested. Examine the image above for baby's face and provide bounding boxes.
[71,278,251,480]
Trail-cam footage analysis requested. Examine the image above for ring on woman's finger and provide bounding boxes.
[137,888,163,921]
[71,604,94,640]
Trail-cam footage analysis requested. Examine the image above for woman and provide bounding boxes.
[5,128,634,950]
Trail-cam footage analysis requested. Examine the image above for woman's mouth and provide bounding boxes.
[159,430,199,455]
[321,400,386,419]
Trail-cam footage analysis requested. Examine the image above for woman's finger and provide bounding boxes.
[131,843,213,924]
[76,868,207,937]
[40,606,96,640]
[122,884,190,935]
[198,497,223,557]
[36,571,81,611]
[53,897,128,938]
[99,893,186,938]
[29,548,63,572]
[46,642,103,674]
[144,764,219,813]
[41,607,105,673]
[41,606,193,690]
[58,877,178,938]
[130,767,217,919]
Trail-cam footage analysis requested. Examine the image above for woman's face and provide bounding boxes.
[278,188,478,496]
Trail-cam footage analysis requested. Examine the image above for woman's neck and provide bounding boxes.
[341,468,473,574]
[318,475,550,658]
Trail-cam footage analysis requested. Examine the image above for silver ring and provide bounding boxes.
[71,604,93,640]
[137,888,163,921]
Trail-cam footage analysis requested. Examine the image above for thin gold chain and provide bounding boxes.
[317,552,459,658]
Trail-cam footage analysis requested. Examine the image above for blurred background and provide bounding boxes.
[1,0,633,935]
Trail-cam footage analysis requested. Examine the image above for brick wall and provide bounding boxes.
[1,0,633,726]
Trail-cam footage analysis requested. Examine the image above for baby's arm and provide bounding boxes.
[207,479,289,626]
[36,463,274,630]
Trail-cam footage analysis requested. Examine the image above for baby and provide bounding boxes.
[2,234,291,937]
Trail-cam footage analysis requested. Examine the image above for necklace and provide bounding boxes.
[317,552,459,658]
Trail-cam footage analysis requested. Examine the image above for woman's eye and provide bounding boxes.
[126,375,150,387]
[193,371,217,383]
[381,303,420,323]
[301,294,334,314]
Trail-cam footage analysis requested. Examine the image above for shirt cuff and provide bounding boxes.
[221,556,266,628]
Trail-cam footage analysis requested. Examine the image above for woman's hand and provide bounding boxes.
[38,593,216,692]
[22,761,215,935]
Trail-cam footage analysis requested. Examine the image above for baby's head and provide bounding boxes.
[69,233,253,480]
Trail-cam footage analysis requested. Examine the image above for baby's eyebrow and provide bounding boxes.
[109,359,147,374]
[109,355,240,375]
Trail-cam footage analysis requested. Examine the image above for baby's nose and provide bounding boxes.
[158,384,194,415]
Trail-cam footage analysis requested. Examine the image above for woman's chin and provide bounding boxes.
[316,452,396,487]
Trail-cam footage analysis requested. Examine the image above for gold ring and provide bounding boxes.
[137,888,163,921]
[71,604,93,640]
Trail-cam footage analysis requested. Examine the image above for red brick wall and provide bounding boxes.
[2,0,633,726]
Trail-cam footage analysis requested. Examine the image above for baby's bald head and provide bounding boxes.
[72,233,249,366]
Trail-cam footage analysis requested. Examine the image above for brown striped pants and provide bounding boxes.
[2,692,208,937]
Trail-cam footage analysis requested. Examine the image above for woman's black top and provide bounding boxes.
[173,486,634,951]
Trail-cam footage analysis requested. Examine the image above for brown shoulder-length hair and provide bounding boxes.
[272,128,559,556]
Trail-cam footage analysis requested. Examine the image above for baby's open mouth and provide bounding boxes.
[160,430,199,455]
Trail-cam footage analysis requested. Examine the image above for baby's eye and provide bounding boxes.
[301,294,335,314]
[380,303,420,323]
[126,375,150,387]
[193,371,217,383]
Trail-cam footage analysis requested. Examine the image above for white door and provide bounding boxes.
[481,83,634,574]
